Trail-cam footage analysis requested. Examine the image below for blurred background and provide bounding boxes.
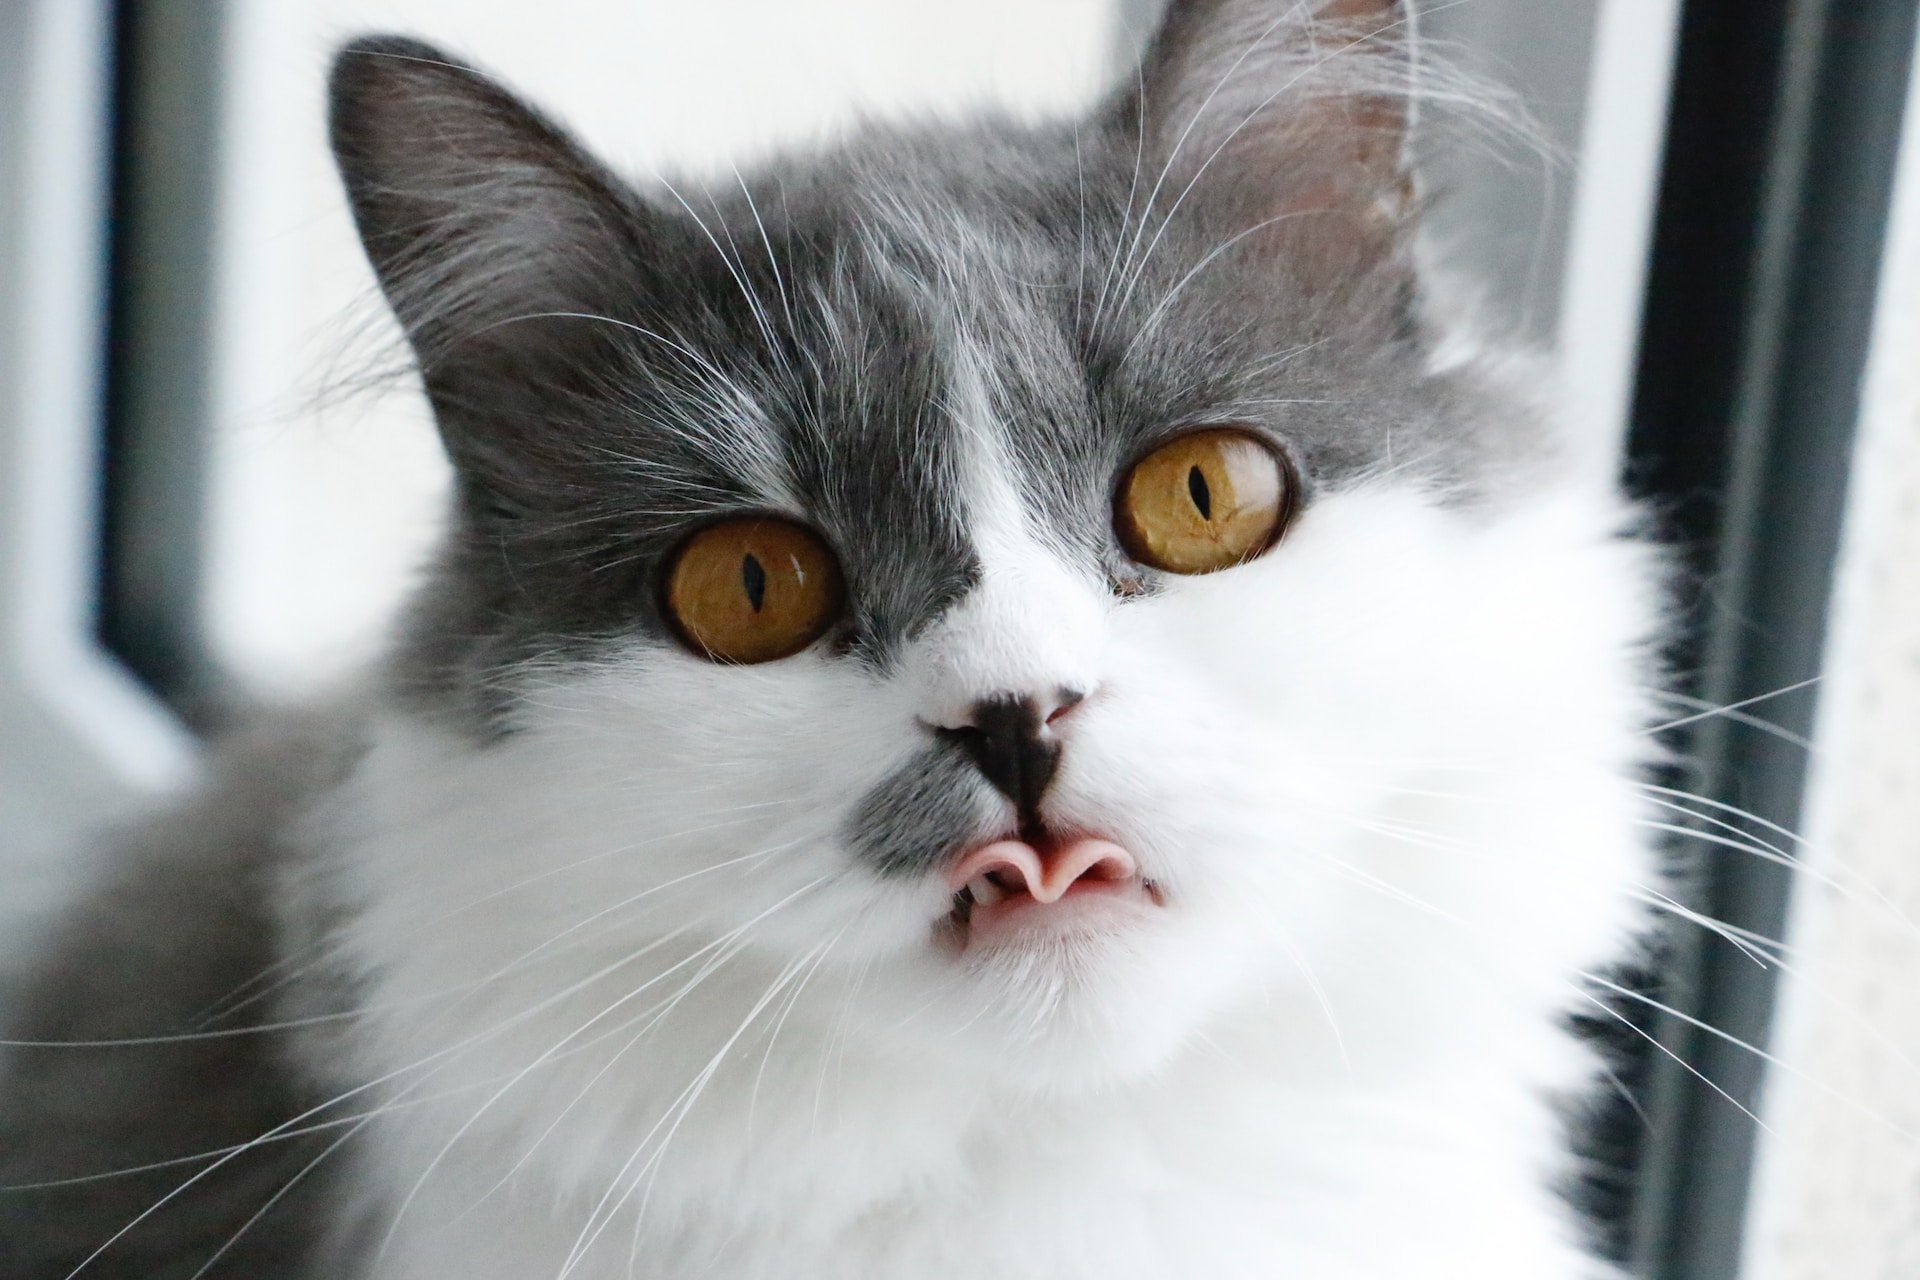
[1,1,1916,1277]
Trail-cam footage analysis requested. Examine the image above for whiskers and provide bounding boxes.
[1311,673,1920,1243]
[374,873,834,1273]
[5,791,848,1280]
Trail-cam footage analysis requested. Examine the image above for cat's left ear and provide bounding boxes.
[1123,0,1415,284]
[329,37,660,497]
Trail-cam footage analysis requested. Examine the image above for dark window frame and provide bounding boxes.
[97,0,229,731]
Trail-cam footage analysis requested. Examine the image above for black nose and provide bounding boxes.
[936,693,1082,823]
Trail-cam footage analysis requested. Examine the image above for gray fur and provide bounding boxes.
[849,745,998,878]
[0,714,366,1279]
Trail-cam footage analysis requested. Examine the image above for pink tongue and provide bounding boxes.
[946,837,1137,905]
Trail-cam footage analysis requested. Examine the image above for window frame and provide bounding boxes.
[0,0,197,979]
[1621,2,1919,1276]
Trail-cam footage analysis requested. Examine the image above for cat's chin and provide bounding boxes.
[937,971,1204,1091]
[906,897,1211,1090]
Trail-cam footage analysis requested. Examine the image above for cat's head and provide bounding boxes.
[329,0,1647,1094]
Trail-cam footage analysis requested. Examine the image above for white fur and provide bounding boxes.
[288,401,1657,1278]
[912,333,1110,729]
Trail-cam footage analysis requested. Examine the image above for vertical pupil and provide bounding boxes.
[1187,465,1212,521]
[741,552,768,612]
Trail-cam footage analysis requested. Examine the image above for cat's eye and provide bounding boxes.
[664,518,844,663]
[1114,428,1295,574]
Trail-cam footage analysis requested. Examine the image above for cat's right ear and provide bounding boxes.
[1120,0,1415,288]
[329,37,651,482]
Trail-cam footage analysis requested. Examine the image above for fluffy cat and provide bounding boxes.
[0,1,1659,1276]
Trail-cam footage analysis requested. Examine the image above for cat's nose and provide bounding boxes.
[934,689,1085,820]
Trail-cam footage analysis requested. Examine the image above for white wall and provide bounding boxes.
[1743,18,1920,1273]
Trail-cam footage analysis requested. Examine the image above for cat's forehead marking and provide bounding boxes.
[939,313,1047,567]
[913,310,1109,688]
[875,210,1116,559]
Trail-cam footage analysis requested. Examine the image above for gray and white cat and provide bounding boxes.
[0,1,1660,1276]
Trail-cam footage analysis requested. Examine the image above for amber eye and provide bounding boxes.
[1114,428,1295,574]
[664,518,844,663]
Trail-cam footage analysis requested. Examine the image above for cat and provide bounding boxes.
[0,0,1661,1276]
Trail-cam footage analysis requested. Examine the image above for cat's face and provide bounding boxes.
[330,1,1647,1099]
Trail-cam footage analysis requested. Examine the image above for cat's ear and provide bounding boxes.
[1125,0,1414,281]
[329,37,652,484]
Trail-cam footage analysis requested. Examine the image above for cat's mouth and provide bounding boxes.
[940,833,1163,950]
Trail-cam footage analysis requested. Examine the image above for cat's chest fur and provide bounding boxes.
[339,909,1594,1280]
[358,1088,1592,1280]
